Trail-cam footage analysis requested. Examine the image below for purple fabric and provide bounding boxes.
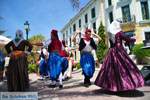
[94,31,145,92]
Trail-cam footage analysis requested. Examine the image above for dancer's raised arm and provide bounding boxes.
[72,29,81,43]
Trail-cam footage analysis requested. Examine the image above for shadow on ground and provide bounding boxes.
[93,89,145,97]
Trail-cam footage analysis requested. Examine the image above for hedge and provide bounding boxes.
[132,44,150,57]
[28,64,37,73]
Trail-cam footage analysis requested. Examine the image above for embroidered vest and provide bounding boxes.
[48,38,62,52]
[79,38,97,51]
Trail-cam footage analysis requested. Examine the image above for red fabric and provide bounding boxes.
[59,50,66,57]
[51,29,58,35]
[84,37,90,41]
[62,40,65,44]
[84,29,91,41]
[85,29,91,35]
[48,38,62,52]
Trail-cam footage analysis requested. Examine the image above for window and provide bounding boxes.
[73,24,76,32]
[63,33,65,40]
[79,19,81,28]
[125,31,135,47]
[70,38,72,47]
[66,31,68,38]
[141,2,149,20]
[70,27,72,37]
[74,51,77,61]
[93,22,96,30]
[85,14,88,23]
[122,5,131,22]
[86,27,88,30]
[109,11,113,23]
[91,7,96,18]
[145,32,150,40]
[108,0,112,6]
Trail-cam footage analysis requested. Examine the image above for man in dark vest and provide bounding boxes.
[72,29,101,87]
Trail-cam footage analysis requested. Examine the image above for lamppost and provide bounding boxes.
[24,21,30,40]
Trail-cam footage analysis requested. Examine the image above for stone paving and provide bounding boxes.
[0,65,150,100]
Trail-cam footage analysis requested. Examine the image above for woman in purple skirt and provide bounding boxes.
[94,20,145,92]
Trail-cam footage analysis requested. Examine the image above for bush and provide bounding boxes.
[132,44,150,57]
[28,64,37,73]
[74,63,81,69]
[103,48,109,60]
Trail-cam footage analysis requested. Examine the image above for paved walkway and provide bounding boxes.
[0,65,150,100]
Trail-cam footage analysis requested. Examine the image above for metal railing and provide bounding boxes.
[117,14,135,24]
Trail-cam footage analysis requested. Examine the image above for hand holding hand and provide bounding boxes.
[25,51,30,55]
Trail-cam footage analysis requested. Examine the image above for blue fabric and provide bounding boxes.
[80,54,95,78]
[0,50,5,62]
[47,54,62,80]
[0,61,5,70]
[61,57,68,74]
[39,59,48,76]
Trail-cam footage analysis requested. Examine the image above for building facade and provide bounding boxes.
[104,0,150,45]
[61,0,150,62]
[61,0,104,62]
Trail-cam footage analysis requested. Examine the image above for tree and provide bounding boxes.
[28,34,46,64]
[96,21,107,62]
[0,30,5,35]
[69,0,80,10]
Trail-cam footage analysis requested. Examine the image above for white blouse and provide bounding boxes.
[42,39,64,50]
[76,38,99,53]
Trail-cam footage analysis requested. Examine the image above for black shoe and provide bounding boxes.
[48,84,56,88]
[59,85,63,89]
[84,83,90,87]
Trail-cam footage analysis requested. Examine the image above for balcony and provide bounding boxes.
[117,14,135,25]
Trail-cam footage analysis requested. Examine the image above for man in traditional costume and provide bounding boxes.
[72,29,101,87]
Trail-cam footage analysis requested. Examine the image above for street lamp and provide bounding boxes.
[24,21,30,40]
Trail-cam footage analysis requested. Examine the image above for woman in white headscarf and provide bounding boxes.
[5,30,33,91]
[94,20,145,92]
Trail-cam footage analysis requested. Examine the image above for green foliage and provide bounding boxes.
[28,34,46,64]
[74,63,81,69]
[96,21,107,61]
[28,64,37,73]
[0,30,5,35]
[103,48,109,60]
[132,44,150,57]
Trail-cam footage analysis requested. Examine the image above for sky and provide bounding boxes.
[0,0,91,40]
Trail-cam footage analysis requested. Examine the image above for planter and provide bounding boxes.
[136,56,150,64]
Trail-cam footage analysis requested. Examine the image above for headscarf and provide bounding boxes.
[51,29,59,39]
[106,20,122,43]
[84,29,91,41]
[12,30,24,47]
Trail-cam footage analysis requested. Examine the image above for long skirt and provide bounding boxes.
[80,54,95,78]
[47,54,62,80]
[39,59,48,76]
[61,57,68,74]
[7,51,29,91]
[94,46,145,92]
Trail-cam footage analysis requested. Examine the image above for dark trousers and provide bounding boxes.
[83,71,90,84]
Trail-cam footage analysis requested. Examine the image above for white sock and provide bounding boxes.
[59,73,63,85]
[51,80,56,85]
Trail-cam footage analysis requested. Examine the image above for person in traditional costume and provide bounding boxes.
[5,30,33,91]
[94,20,145,92]
[59,40,70,81]
[72,29,101,87]
[0,49,5,82]
[38,47,49,80]
[66,52,74,79]
[33,29,65,88]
